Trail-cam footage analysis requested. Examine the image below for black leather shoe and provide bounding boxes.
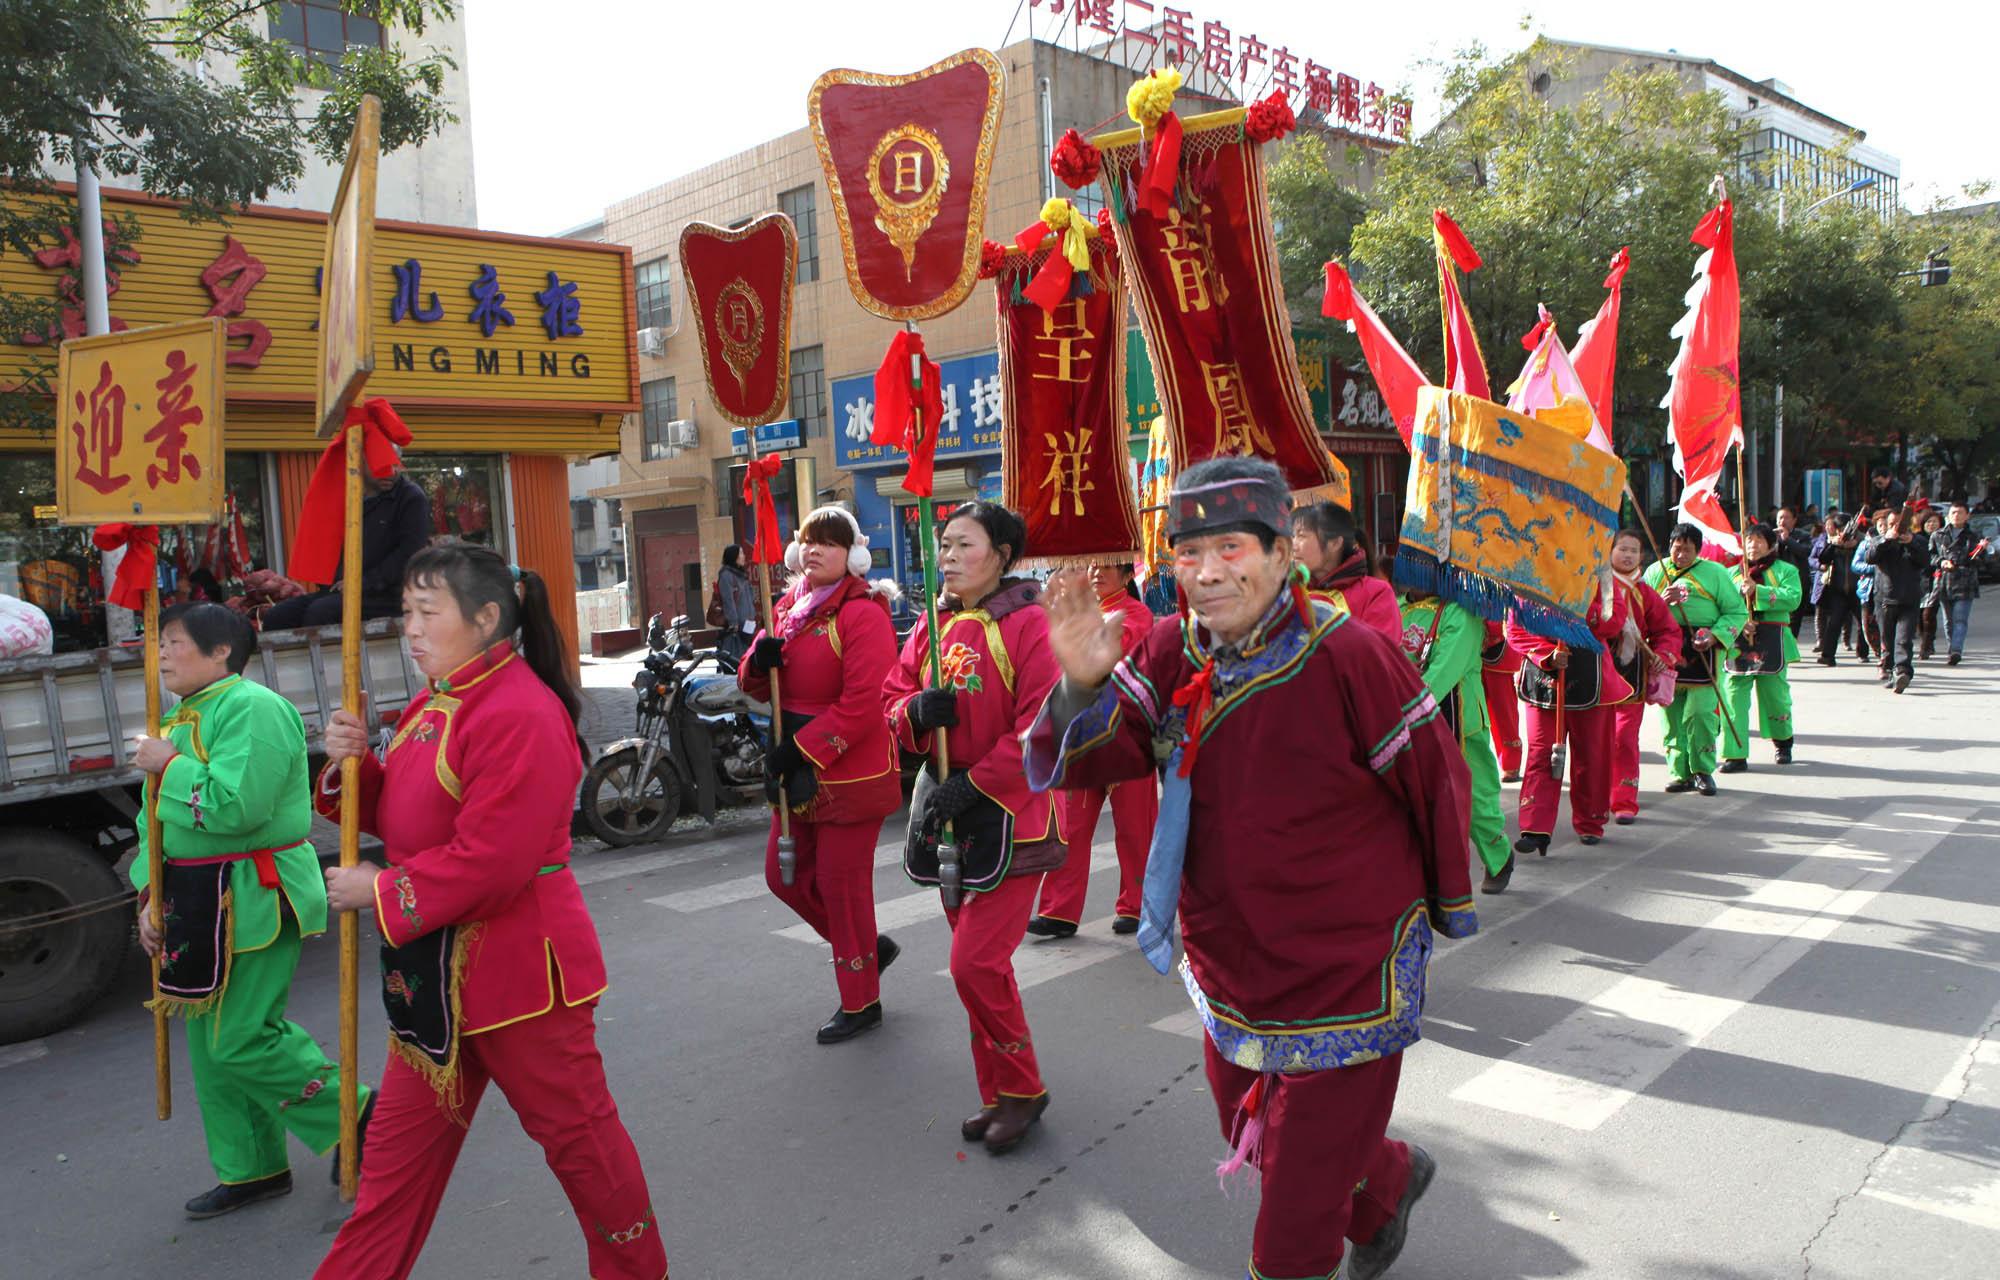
[1948,653,1962,666]
[1110,915,1139,935]
[1894,670,1912,694]
[1665,777,1694,793]
[1579,835,1601,846]
[1773,739,1793,765]
[1614,814,1637,825]
[1501,771,1522,784]
[1024,916,1078,939]
[186,1171,292,1219]
[1694,773,1717,797]
[330,1089,375,1186]
[1817,655,1836,666]
[876,934,900,975]
[1719,758,1748,774]
[960,1106,998,1142]
[1480,854,1514,894]
[1346,1144,1436,1280]
[983,1093,1050,1155]
[1513,832,1549,857]
[817,1002,883,1045]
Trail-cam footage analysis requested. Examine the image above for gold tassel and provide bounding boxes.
[384,925,477,1127]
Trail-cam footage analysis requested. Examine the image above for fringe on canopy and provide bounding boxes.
[1015,548,1143,574]
[1392,548,1603,653]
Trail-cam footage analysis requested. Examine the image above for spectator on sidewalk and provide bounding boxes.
[1918,508,1947,658]
[1773,506,1815,639]
[1869,469,1909,512]
[1932,503,1984,665]
[716,544,758,663]
[1809,512,1863,667]
[263,462,430,630]
[1870,509,1927,694]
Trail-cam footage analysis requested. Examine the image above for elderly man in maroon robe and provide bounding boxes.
[1026,455,1477,1280]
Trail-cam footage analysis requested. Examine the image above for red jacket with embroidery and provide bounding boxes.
[1505,585,1634,706]
[739,574,901,824]
[317,644,606,1035]
[883,579,1061,845]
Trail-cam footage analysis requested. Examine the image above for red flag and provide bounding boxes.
[872,331,944,498]
[679,216,798,428]
[1322,260,1425,447]
[741,454,785,565]
[91,524,159,610]
[1433,210,1490,400]
[1571,246,1629,429]
[290,398,412,587]
[1662,198,1742,552]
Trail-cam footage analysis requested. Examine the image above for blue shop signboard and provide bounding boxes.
[832,351,1004,470]
[729,419,803,456]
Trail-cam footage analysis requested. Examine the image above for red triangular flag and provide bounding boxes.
[1571,246,1629,430]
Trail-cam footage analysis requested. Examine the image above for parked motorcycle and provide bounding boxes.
[579,614,771,847]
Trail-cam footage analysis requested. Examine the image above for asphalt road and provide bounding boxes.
[5,603,1999,1280]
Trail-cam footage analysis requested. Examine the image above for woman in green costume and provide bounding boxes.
[1720,523,1801,771]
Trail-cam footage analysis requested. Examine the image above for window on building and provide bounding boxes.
[635,257,672,331]
[269,2,385,63]
[789,345,827,440]
[779,185,819,283]
[641,377,680,460]
[572,499,594,532]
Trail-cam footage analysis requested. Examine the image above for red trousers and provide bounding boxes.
[764,815,887,1012]
[1206,1042,1411,1278]
[315,995,665,1280]
[1036,779,1157,923]
[1519,702,1615,838]
[943,873,1045,1102]
[1482,667,1523,775]
[1610,700,1647,819]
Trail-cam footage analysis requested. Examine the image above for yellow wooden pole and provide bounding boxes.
[337,423,363,1201]
[144,584,170,1121]
[744,433,796,885]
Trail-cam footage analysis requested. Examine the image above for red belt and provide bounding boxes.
[170,840,307,890]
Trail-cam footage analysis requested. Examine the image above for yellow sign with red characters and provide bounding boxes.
[55,317,226,525]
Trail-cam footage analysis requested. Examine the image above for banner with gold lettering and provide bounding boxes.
[679,215,797,428]
[1094,105,1346,501]
[996,237,1140,566]
[807,49,1006,321]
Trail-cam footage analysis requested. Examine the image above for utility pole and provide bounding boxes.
[76,141,135,642]
[1775,176,1879,517]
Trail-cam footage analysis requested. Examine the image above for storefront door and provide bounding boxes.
[635,506,700,626]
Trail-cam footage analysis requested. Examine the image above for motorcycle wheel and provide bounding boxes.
[580,748,683,847]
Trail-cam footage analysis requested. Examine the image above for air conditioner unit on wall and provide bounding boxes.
[637,327,667,357]
[668,419,698,450]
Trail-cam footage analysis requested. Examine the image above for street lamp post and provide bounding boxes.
[1775,176,1877,515]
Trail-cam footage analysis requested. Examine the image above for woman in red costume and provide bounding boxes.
[1606,528,1683,823]
[885,501,1064,1156]
[315,541,665,1280]
[1507,570,1632,855]
[1029,560,1157,939]
[739,505,904,1044]
[1480,620,1524,782]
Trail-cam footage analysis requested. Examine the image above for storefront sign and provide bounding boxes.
[833,350,1003,469]
[55,317,225,525]
[729,419,803,457]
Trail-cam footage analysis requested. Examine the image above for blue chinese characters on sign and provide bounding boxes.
[831,350,1004,470]
[535,271,584,339]
[390,259,444,323]
[467,264,516,338]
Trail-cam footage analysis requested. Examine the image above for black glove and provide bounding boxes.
[747,636,786,677]
[764,736,817,809]
[905,687,960,734]
[920,771,982,841]
[766,737,805,780]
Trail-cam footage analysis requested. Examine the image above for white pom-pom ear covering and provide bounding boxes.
[847,541,871,576]
[784,541,804,574]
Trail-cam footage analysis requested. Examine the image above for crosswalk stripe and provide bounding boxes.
[1448,803,1972,1131]
[646,838,900,913]
[1859,995,2000,1230]
[999,915,1137,991]
[770,843,1119,944]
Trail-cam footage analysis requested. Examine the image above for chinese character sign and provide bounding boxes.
[807,49,1006,321]
[832,351,1003,470]
[317,94,379,439]
[679,215,797,428]
[994,238,1141,565]
[55,317,225,525]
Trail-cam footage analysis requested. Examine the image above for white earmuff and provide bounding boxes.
[784,541,804,574]
[847,541,872,576]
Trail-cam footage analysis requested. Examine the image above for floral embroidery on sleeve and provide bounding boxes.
[187,784,205,830]
[393,872,424,932]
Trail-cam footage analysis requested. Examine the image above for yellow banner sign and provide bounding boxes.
[318,95,380,438]
[55,317,226,525]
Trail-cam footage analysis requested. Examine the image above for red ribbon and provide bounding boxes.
[1519,304,1556,352]
[1136,112,1183,220]
[871,332,944,499]
[1603,245,1632,290]
[91,523,159,611]
[1171,659,1217,778]
[290,399,413,588]
[741,454,785,566]
[1013,219,1077,315]
[1432,208,1483,273]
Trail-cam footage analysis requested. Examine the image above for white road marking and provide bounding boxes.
[1858,995,2000,1230]
[0,1039,49,1069]
[1449,803,1972,1131]
[771,844,1118,945]
[1150,1009,1201,1038]
[645,838,899,912]
[1005,915,1137,991]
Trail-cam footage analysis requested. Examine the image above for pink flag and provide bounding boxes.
[1507,304,1614,454]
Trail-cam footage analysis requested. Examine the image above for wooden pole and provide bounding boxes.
[336,423,362,1201]
[143,584,170,1121]
[906,323,959,905]
[744,430,795,886]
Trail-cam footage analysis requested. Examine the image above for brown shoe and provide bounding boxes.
[982,1093,1050,1155]
[960,1106,997,1142]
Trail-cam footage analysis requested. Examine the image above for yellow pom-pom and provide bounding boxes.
[1040,196,1072,229]
[1126,68,1182,128]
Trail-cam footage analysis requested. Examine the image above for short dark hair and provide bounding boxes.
[1612,527,1647,550]
[797,509,855,549]
[1777,505,1796,518]
[1745,522,1776,547]
[160,602,256,674]
[1669,522,1704,547]
[942,501,1029,572]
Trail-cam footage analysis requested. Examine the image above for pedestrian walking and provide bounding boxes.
[1294,500,1402,642]
[1645,524,1749,796]
[1507,568,1631,851]
[1029,560,1157,939]
[128,603,367,1221]
[1773,506,1815,639]
[1481,619,1525,782]
[315,542,666,1280]
[1870,509,1927,693]
[739,506,905,1043]
[1606,529,1683,825]
[716,544,758,663]
[1918,509,1947,658]
[885,502,1065,1156]
[1809,513,1863,666]
[1028,456,1475,1280]
[1932,503,1984,664]
[1397,590,1513,892]
[1720,524,1802,770]
[1853,508,1892,664]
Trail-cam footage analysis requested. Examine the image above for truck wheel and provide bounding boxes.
[580,748,683,847]
[0,831,132,1045]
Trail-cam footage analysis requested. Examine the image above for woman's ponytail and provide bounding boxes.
[513,567,587,762]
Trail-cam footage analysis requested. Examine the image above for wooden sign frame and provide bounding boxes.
[54,316,226,526]
[316,95,380,439]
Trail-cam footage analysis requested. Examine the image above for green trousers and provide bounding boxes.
[1659,684,1722,781]
[1461,731,1510,876]
[185,915,368,1184]
[1722,670,1794,760]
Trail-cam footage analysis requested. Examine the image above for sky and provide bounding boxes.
[462,0,1988,237]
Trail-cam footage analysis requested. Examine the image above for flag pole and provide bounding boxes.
[143,583,170,1121]
[907,321,961,907]
[746,430,796,886]
[336,422,362,1202]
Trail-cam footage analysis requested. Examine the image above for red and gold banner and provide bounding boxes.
[1094,107,1346,501]
[807,49,1006,322]
[679,215,797,428]
[996,239,1140,566]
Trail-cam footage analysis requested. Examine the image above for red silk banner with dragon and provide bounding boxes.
[1093,108,1346,500]
[679,216,797,428]
[807,49,1006,322]
[995,238,1141,566]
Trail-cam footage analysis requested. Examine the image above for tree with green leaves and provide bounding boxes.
[0,0,460,433]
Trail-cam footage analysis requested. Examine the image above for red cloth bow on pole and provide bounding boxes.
[92,524,159,611]
[290,399,413,588]
[872,331,944,498]
[741,454,785,565]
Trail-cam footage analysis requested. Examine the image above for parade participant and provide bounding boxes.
[1400,590,1513,891]
[1292,500,1401,641]
[738,506,904,1043]
[1480,620,1524,782]
[1028,456,1475,1280]
[1720,523,1802,770]
[1773,506,1814,637]
[1645,523,1749,796]
[1606,530,1683,824]
[314,542,665,1280]
[1932,503,1984,664]
[1028,559,1158,937]
[885,501,1065,1156]
[1506,574,1630,852]
[128,602,364,1220]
